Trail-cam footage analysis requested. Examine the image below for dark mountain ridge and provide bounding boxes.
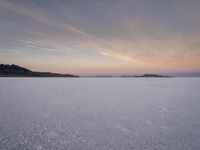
[0,64,78,77]
[83,74,172,78]
[133,74,172,77]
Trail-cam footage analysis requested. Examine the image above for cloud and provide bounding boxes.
[0,0,200,73]
[0,48,23,54]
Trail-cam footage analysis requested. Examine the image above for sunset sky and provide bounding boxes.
[0,0,200,76]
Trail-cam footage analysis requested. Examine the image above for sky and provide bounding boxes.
[0,0,200,76]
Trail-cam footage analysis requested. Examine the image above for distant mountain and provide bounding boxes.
[123,74,172,77]
[83,74,172,78]
[0,64,78,77]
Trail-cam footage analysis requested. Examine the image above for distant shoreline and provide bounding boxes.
[0,64,174,78]
[81,74,173,78]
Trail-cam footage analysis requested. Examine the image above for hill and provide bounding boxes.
[120,74,172,78]
[0,64,78,77]
[134,74,171,77]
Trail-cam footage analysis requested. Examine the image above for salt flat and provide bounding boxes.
[0,78,200,150]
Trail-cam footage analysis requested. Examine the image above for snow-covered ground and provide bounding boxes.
[0,78,200,150]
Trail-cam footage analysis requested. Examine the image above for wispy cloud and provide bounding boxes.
[0,0,200,74]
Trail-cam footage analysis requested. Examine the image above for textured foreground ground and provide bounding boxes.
[0,78,200,150]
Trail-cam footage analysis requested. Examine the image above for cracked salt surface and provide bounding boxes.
[0,78,200,150]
